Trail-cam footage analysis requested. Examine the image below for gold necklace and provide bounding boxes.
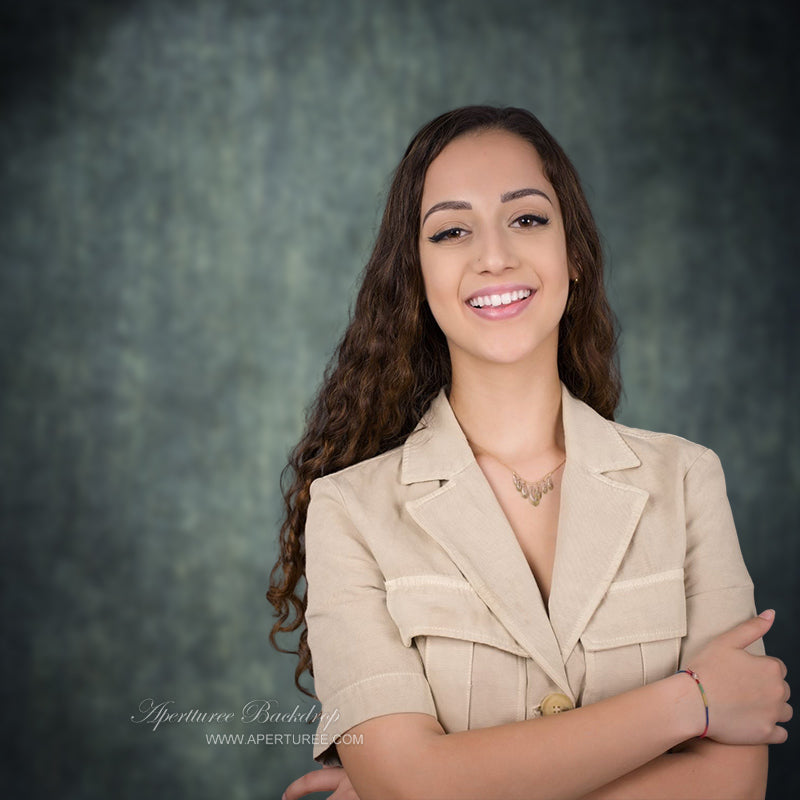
[510,459,565,506]
[470,443,566,508]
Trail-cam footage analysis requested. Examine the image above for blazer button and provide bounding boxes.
[540,693,574,716]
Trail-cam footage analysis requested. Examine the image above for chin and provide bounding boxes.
[467,345,546,368]
[448,327,560,371]
[486,335,558,365]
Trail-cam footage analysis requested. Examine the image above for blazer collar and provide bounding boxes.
[401,383,640,483]
[400,384,649,696]
[400,388,474,484]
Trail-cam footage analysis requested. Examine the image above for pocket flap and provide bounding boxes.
[385,575,528,657]
[581,569,687,651]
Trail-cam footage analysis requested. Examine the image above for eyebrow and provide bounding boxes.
[422,188,553,224]
[501,187,552,204]
[421,200,471,224]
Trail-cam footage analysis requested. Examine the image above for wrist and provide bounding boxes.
[659,672,708,742]
[676,668,709,738]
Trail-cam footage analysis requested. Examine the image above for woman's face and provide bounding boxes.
[418,129,573,373]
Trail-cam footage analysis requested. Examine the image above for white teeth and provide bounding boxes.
[468,289,531,309]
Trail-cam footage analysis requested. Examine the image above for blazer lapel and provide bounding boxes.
[547,385,649,659]
[402,390,571,695]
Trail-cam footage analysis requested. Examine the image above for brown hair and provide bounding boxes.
[267,106,620,693]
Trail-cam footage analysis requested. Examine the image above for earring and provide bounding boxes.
[566,277,579,314]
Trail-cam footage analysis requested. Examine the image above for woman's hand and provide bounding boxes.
[684,609,791,744]
[283,766,360,800]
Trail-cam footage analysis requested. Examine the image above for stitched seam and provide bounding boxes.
[640,642,647,684]
[683,445,711,481]
[407,463,473,505]
[685,583,753,600]
[465,642,474,729]
[401,625,526,654]
[584,627,685,648]
[320,444,403,484]
[583,649,597,705]
[619,429,663,440]
[386,575,473,591]
[329,671,428,702]
[613,423,701,447]
[607,569,684,592]
[328,478,351,519]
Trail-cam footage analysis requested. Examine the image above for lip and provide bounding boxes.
[465,284,535,320]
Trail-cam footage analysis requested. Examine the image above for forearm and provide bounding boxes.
[341,674,706,800]
[579,741,768,800]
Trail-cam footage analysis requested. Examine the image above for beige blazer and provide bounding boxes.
[304,384,760,763]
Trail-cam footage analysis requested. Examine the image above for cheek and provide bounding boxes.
[422,285,451,332]
[419,259,452,313]
[544,248,572,296]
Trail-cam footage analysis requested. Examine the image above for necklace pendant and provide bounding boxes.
[507,460,565,509]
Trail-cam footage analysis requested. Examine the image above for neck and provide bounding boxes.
[448,356,565,469]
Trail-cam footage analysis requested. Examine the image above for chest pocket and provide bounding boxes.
[580,569,687,705]
[385,576,529,733]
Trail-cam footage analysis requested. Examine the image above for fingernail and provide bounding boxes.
[759,609,775,620]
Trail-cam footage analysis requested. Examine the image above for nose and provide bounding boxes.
[474,226,519,274]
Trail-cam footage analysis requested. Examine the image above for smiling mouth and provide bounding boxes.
[467,289,532,309]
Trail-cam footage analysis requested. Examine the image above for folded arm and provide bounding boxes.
[336,623,783,800]
[579,739,767,800]
[285,740,767,800]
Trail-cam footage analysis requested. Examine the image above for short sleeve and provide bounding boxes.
[679,448,764,665]
[304,477,437,764]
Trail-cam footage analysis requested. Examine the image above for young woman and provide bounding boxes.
[268,106,791,800]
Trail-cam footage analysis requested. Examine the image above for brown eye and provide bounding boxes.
[428,227,466,243]
[513,214,549,228]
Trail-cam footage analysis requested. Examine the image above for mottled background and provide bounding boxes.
[1,0,797,797]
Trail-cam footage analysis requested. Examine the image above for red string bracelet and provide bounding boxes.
[677,668,709,738]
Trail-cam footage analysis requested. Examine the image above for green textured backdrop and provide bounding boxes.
[1,1,797,797]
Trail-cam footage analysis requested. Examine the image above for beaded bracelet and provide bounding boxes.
[677,668,709,738]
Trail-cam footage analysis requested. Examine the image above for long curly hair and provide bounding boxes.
[267,106,620,694]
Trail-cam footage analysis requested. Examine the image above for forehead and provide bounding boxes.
[421,130,550,201]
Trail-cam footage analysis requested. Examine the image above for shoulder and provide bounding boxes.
[562,385,719,481]
[609,418,717,478]
[307,443,414,539]
[310,443,406,502]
